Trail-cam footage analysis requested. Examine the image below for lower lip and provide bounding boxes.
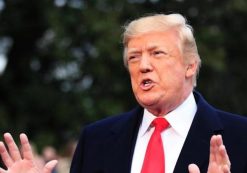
[140,83,154,91]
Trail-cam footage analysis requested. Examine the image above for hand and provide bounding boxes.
[0,133,57,173]
[188,135,231,173]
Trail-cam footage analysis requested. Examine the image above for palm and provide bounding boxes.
[6,160,40,173]
[207,162,229,173]
[208,163,222,173]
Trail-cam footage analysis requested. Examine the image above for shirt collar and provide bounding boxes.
[139,92,197,137]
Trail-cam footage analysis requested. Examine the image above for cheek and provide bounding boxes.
[158,64,186,86]
[130,76,136,88]
[129,71,139,90]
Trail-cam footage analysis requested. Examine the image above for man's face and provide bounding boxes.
[126,30,196,116]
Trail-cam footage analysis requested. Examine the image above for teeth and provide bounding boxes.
[143,80,151,86]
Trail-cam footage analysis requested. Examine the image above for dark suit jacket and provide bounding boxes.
[70,92,247,173]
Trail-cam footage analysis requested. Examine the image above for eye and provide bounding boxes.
[152,50,165,56]
[128,55,136,60]
[127,54,140,62]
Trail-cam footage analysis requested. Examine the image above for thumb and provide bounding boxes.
[188,163,200,173]
[43,160,58,173]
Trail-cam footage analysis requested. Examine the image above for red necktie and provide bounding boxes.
[141,118,170,173]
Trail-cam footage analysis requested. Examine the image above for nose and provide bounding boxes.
[139,54,153,73]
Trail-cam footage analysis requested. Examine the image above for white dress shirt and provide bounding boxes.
[131,92,197,173]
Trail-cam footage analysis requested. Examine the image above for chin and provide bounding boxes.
[136,92,159,103]
[137,98,157,108]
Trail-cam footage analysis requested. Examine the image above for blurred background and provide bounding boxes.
[0,0,247,171]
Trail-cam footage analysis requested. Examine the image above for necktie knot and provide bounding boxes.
[152,118,169,132]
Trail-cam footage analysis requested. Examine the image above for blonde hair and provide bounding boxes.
[122,13,201,86]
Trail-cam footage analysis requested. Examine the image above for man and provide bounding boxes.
[0,13,246,173]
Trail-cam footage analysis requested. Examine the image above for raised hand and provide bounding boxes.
[0,133,57,173]
[188,135,231,173]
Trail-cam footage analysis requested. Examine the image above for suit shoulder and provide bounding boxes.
[82,106,143,134]
[216,109,247,130]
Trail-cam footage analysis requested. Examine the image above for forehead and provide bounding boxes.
[127,30,180,50]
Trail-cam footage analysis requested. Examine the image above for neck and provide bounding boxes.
[147,90,193,117]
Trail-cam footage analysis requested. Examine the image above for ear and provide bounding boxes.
[185,60,198,78]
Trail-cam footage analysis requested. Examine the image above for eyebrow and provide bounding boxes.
[127,48,141,55]
[127,45,160,54]
[146,45,159,51]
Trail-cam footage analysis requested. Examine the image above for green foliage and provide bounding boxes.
[0,0,246,149]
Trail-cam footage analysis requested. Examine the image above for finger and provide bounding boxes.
[215,135,223,146]
[3,133,22,161]
[214,135,224,163]
[19,133,34,161]
[219,145,231,166]
[215,135,231,172]
[0,167,7,173]
[222,164,231,173]
[188,164,200,173]
[215,135,230,166]
[43,160,58,173]
[0,141,14,167]
[209,135,217,162]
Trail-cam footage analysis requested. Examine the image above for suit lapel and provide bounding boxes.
[103,106,143,173]
[173,92,224,173]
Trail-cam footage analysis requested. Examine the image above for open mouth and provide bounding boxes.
[140,79,154,90]
[143,79,152,86]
